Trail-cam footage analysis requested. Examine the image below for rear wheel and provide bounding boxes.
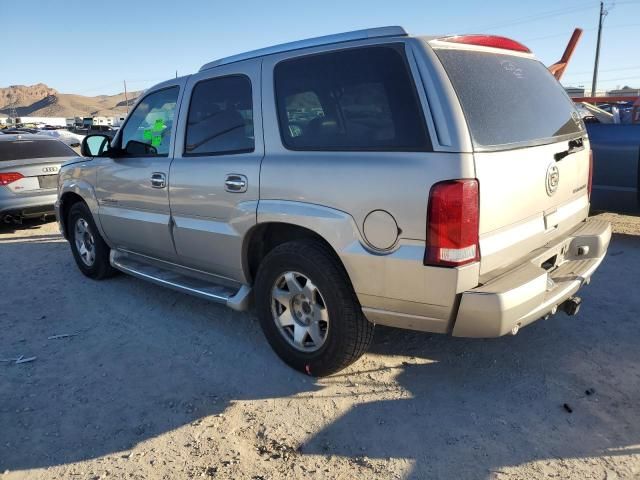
[255,240,374,376]
[67,202,116,280]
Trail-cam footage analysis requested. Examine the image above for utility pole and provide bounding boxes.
[591,1,608,97]
[123,80,129,115]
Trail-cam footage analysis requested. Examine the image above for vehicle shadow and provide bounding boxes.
[0,233,638,478]
[0,233,320,472]
[300,234,640,478]
[0,217,57,236]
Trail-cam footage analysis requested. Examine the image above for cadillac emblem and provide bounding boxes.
[546,164,559,196]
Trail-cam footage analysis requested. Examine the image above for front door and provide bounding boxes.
[96,83,183,261]
[169,60,263,282]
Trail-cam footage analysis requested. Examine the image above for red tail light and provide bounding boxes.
[588,149,594,199]
[425,179,480,267]
[0,172,24,186]
[440,35,531,53]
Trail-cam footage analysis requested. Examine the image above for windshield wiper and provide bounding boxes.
[554,137,584,161]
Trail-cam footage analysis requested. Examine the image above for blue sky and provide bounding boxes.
[3,0,640,95]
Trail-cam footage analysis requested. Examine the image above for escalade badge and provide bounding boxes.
[546,164,560,196]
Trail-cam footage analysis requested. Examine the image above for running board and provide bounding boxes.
[110,251,252,311]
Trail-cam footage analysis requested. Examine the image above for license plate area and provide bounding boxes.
[38,175,57,189]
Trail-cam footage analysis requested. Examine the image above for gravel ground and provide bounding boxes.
[1,214,639,480]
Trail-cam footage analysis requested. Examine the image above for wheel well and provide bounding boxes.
[59,192,85,238]
[244,223,346,284]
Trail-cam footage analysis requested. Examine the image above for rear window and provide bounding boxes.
[0,138,77,161]
[274,44,431,151]
[434,48,583,149]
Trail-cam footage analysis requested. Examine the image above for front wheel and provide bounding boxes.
[67,202,116,280]
[255,240,374,376]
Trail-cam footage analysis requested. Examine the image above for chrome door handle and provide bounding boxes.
[225,174,247,193]
[151,172,166,189]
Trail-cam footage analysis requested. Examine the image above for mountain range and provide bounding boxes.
[0,83,141,118]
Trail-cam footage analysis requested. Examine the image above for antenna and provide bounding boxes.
[123,80,129,115]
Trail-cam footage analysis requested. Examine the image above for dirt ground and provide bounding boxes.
[1,213,639,480]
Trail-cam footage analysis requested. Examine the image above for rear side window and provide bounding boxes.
[185,75,254,156]
[274,44,431,151]
[434,49,583,149]
[0,138,77,161]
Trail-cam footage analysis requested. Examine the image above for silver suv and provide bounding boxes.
[57,27,611,376]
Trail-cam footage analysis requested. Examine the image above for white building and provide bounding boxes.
[66,117,85,128]
[564,86,585,98]
[92,116,126,127]
[15,116,67,127]
[607,86,640,97]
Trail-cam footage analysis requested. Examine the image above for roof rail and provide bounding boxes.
[199,26,408,71]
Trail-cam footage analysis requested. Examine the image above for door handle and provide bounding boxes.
[225,174,247,193]
[151,172,166,189]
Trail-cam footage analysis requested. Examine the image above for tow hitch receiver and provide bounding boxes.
[561,296,582,316]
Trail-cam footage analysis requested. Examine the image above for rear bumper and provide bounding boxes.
[452,218,611,337]
[0,193,57,219]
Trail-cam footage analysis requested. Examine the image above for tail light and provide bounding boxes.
[0,172,24,186]
[425,179,480,267]
[439,35,531,53]
[588,149,594,199]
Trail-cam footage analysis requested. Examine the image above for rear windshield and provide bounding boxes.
[434,48,583,149]
[0,138,77,161]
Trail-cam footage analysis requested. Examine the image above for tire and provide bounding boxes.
[67,202,116,280]
[255,240,374,376]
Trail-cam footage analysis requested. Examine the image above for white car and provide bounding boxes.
[36,129,85,148]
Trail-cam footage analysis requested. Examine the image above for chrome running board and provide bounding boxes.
[110,250,252,311]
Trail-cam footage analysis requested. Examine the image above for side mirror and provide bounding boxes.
[124,140,158,156]
[81,134,111,157]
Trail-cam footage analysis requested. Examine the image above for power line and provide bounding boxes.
[522,23,640,42]
[564,65,640,76]
[563,74,640,84]
[462,0,639,34]
[464,3,599,32]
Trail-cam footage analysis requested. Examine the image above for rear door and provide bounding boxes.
[169,60,263,282]
[431,43,590,276]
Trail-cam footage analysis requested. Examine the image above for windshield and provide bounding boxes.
[434,48,583,149]
[0,138,78,161]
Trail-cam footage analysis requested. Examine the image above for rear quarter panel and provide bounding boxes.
[258,38,477,321]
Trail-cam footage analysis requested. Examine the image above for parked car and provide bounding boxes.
[1,128,40,135]
[586,123,640,213]
[34,128,85,148]
[57,27,611,375]
[1,134,78,223]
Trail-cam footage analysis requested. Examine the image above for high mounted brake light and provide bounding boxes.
[440,35,531,54]
[425,179,480,267]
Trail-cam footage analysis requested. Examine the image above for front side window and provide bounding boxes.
[185,75,254,156]
[120,87,179,156]
[274,44,430,151]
